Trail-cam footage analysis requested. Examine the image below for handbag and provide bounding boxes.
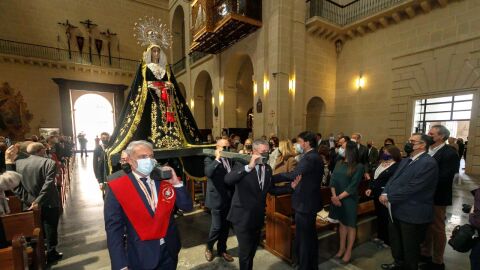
[448,224,477,253]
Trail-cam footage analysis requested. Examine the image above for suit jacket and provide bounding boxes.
[272,149,324,214]
[384,153,439,224]
[106,169,127,182]
[431,145,460,206]
[104,172,193,270]
[13,155,59,209]
[225,163,290,230]
[204,156,234,210]
[367,146,379,172]
[369,162,399,198]
[358,144,369,170]
[93,145,107,183]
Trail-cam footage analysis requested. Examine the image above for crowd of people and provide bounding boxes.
[0,124,478,270]
[200,126,477,270]
[0,133,76,264]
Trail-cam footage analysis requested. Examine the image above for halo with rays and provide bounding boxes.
[133,16,172,49]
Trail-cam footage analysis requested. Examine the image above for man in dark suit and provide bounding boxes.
[273,131,324,270]
[367,140,380,175]
[225,139,293,270]
[315,132,329,148]
[104,140,193,270]
[106,150,130,182]
[379,133,438,270]
[204,138,234,262]
[94,132,110,189]
[351,133,370,180]
[12,142,63,263]
[420,125,460,270]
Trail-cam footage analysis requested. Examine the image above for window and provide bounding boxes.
[413,94,473,134]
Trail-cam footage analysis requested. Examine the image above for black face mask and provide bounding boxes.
[121,163,132,173]
[245,144,252,150]
[404,143,414,155]
[367,144,372,148]
[223,146,230,152]
[102,140,109,145]
[261,152,269,161]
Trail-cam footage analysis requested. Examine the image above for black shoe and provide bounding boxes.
[47,249,63,263]
[381,263,402,270]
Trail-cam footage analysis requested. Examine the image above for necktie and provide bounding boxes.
[256,165,264,190]
[140,177,152,196]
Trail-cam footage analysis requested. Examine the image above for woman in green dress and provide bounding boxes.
[329,139,365,264]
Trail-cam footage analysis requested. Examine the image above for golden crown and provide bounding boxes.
[133,16,172,49]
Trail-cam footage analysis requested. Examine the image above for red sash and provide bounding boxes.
[108,175,176,241]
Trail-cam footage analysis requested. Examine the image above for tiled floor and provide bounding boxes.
[50,155,478,269]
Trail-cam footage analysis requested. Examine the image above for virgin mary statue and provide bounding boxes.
[106,17,202,171]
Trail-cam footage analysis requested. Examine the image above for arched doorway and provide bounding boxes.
[193,71,213,129]
[73,93,114,150]
[306,97,326,133]
[172,6,186,65]
[223,54,254,128]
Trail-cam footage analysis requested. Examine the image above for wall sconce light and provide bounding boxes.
[253,81,257,96]
[219,92,224,106]
[211,97,215,106]
[263,76,269,96]
[355,74,365,90]
[190,99,195,109]
[289,75,296,95]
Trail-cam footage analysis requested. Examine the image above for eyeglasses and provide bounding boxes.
[408,140,424,144]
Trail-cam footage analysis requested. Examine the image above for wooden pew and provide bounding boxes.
[264,181,375,263]
[1,206,46,270]
[0,234,29,270]
[6,196,23,214]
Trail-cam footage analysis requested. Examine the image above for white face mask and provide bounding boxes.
[351,139,357,143]
[136,158,157,175]
[294,143,304,154]
[338,147,346,157]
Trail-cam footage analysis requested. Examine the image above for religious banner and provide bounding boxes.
[95,39,103,59]
[76,36,84,53]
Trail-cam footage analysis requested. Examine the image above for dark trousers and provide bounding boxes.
[207,208,230,253]
[233,225,261,270]
[374,198,390,245]
[41,206,60,251]
[80,147,87,157]
[389,218,428,270]
[470,239,480,270]
[153,243,177,270]
[295,212,318,270]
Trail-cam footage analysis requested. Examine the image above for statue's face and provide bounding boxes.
[151,47,161,63]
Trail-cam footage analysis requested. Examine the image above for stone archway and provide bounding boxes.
[73,93,114,150]
[193,70,213,129]
[223,54,254,128]
[172,5,186,64]
[306,96,326,133]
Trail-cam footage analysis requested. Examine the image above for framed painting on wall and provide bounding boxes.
[39,128,60,138]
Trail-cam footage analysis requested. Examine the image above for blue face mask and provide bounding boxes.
[338,147,346,157]
[294,143,304,154]
[136,158,156,175]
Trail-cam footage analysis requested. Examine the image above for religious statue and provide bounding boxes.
[106,17,202,172]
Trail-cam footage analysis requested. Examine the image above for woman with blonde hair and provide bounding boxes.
[273,140,297,174]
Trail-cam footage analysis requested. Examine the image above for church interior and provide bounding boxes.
[0,0,480,269]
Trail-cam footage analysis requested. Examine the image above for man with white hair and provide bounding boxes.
[12,141,62,263]
[104,140,193,270]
